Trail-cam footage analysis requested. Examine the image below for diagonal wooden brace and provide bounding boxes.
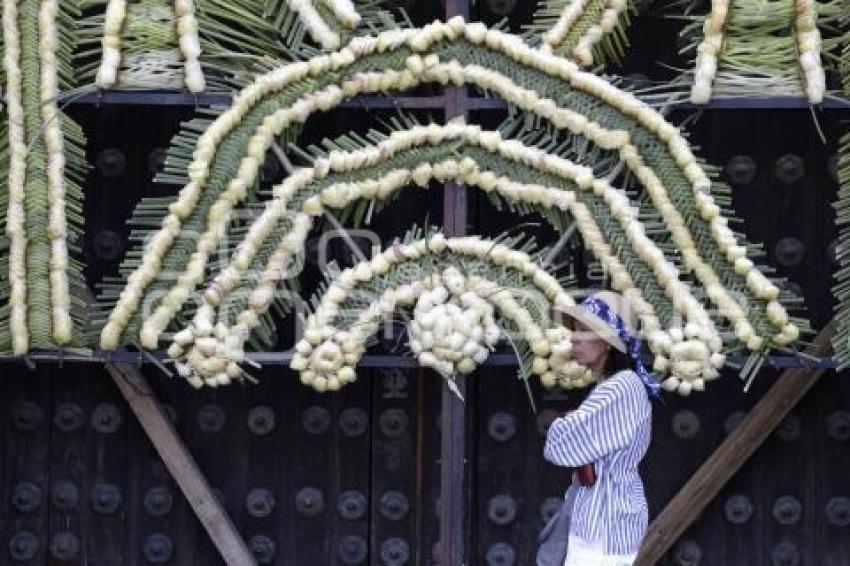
[106,362,256,566]
[636,321,836,565]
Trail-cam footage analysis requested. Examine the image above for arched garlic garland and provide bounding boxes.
[287,0,362,51]
[690,0,728,104]
[795,0,825,103]
[39,0,73,344]
[104,19,794,355]
[3,0,29,354]
[95,0,126,89]
[168,136,729,394]
[174,0,205,93]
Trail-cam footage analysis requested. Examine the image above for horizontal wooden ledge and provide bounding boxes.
[0,349,844,370]
[50,90,850,111]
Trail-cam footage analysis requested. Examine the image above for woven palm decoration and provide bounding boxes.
[76,0,393,92]
[830,25,850,366]
[96,19,809,395]
[526,0,638,68]
[680,0,843,104]
[0,0,89,354]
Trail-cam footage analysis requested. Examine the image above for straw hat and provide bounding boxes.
[558,291,639,354]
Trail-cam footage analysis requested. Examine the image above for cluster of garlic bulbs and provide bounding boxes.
[3,0,29,354]
[690,0,728,104]
[795,0,825,104]
[287,0,361,50]
[174,0,205,93]
[407,267,501,378]
[39,0,73,344]
[95,0,126,88]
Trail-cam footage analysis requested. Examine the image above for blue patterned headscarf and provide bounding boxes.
[579,296,661,398]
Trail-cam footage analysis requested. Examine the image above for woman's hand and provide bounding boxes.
[559,410,597,487]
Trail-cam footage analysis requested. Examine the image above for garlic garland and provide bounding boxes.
[109,18,796,365]
[572,0,629,66]
[690,0,727,104]
[542,0,592,53]
[3,0,29,354]
[795,0,825,104]
[174,0,205,93]
[95,0,126,89]
[39,0,72,344]
[287,0,351,50]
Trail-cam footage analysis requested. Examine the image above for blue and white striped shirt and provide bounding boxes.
[543,369,652,556]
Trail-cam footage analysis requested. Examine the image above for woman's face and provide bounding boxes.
[570,320,609,371]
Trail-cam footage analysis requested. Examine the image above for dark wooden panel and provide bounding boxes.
[3,369,51,565]
[370,367,419,566]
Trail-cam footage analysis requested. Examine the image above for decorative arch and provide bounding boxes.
[96,19,804,394]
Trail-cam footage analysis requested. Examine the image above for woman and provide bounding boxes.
[543,291,659,566]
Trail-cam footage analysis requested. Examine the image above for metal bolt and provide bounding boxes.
[487,494,518,526]
[826,497,850,526]
[673,539,702,566]
[196,404,226,433]
[143,486,173,517]
[339,407,368,437]
[724,411,747,434]
[91,483,122,515]
[672,410,701,439]
[540,497,562,524]
[338,490,368,521]
[93,230,123,261]
[828,239,840,266]
[142,533,174,564]
[774,154,806,184]
[483,0,517,15]
[774,238,806,267]
[725,155,758,185]
[485,542,516,566]
[11,482,42,513]
[96,148,127,177]
[826,411,850,441]
[772,496,803,525]
[770,541,800,566]
[11,400,44,431]
[487,412,517,442]
[379,491,410,521]
[337,534,368,565]
[248,535,276,564]
[776,414,802,441]
[302,406,331,435]
[54,403,86,433]
[724,494,754,524]
[379,538,410,566]
[295,487,325,517]
[49,532,80,561]
[247,406,275,435]
[8,531,39,561]
[379,408,409,437]
[245,488,276,518]
[827,153,840,184]
[148,147,168,175]
[51,481,79,511]
[91,402,122,434]
[536,409,559,437]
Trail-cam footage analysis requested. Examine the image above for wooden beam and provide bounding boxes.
[106,363,256,566]
[636,321,836,565]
